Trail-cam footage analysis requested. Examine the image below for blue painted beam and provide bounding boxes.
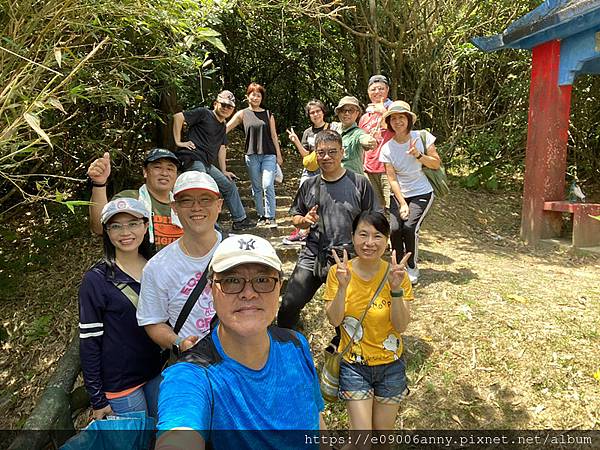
[512,9,600,50]
[559,27,600,85]
[471,0,600,52]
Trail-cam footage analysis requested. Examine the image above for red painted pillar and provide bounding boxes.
[521,40,572,245]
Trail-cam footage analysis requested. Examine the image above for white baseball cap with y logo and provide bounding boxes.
[209,234,282,274]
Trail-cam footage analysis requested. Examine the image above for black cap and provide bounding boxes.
[368,75,389,87]
[144,148,180,166]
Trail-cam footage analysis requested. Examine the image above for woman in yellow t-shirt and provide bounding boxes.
[324,210,413,430]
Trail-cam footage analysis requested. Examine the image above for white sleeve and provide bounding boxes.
[379,142,391,163]
[137,261,170,326]
[424,130,436,150]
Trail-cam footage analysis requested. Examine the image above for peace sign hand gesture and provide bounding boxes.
[332,248,351,289]
[406,139,420,159]
[389,250,411,292]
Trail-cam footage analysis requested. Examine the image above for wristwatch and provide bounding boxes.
[391,289,404,298]
[172,336,184,356]
[416,153,423,160]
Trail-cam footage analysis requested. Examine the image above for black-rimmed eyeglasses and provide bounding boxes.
[175,197,218,208]
[212,276,280,294]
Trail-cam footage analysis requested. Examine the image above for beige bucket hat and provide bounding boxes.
[334,96,362,115]
[380,100,417,125]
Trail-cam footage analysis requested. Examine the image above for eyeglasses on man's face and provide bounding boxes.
[219,102,234,110]
[212,276,280,294]
[316,147,340,158]
[106,220,145,233]
[339,107,358,115]
[175,197,218,208]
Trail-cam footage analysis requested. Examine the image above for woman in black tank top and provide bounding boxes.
[227,83,283,228]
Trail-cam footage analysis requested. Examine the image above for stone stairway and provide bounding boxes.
[220,152,305,280]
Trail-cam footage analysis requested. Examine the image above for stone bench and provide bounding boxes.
[543,201,600,247]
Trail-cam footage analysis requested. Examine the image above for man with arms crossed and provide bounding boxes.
[137,171,223,357]
[156,234,324,449]
[173,90,254,231]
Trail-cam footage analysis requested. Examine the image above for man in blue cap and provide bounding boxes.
[87,148,183,251]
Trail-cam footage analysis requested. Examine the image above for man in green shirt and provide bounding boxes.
[331,96,376,175]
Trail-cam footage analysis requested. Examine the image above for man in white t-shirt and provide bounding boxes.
[137,171,223,355]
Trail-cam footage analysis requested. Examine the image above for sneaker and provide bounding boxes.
[266,218,278,229]
[406,266,420,285]
[283,228,307,245]
[256,217,268,227]
[232,217,256,231]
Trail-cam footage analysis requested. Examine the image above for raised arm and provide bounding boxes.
[287,128,310,157]
[324,250,350,327]
[87,152,111,235]
[388,251,412,333]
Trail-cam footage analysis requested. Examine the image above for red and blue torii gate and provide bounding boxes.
[473,0,600,248]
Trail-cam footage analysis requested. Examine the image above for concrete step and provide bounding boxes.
[218,148,309,274]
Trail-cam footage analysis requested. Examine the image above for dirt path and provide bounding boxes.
[309,188,600,430]
[0,153,598,431]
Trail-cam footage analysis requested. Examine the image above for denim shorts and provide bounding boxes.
[339,358,409,404]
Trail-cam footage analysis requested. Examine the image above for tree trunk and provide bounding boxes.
[370,0,380,74]
[157,86,180,151]
[9,336,81,450]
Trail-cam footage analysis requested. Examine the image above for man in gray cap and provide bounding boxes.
[173,90,254,231]
[359,74,394,210]
[87,148,183,252]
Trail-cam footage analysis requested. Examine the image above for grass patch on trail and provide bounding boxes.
[0,180,599,430]
[302,188,600,430]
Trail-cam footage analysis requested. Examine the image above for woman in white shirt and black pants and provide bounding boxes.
[380,101,442,285]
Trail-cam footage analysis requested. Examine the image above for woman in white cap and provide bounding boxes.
[78,198,163,420]
[379,101,442,285]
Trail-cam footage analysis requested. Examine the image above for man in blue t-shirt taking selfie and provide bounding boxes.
[156,234,325,450]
